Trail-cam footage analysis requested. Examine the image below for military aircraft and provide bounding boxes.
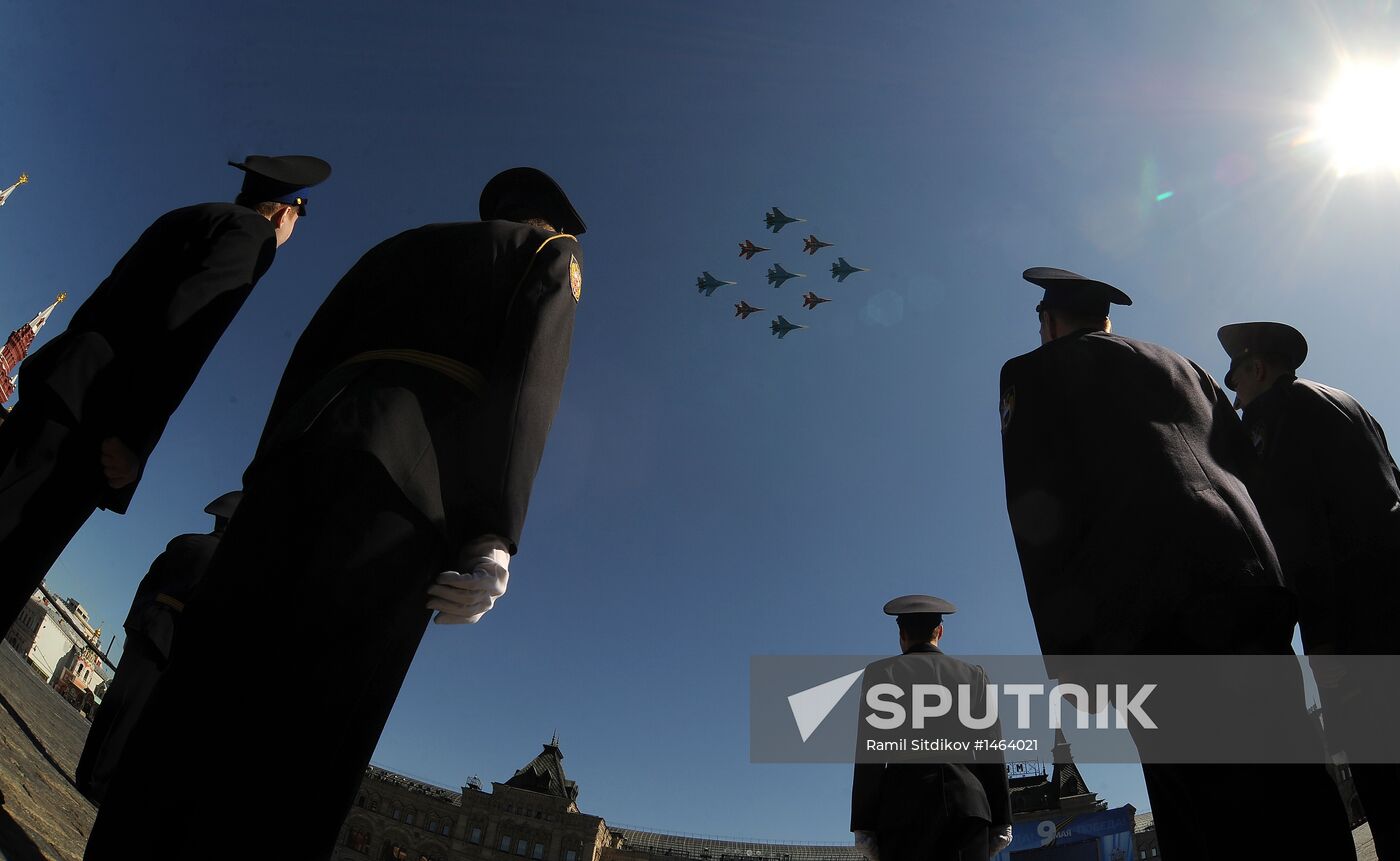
[830,257,869,283]
[802,292,831,309]
[0,173,29,207]
[766,263,805,288]
[738,239,769,260]
[802,234,833,255]
[696,271,736,296]
[734,300,764,319]
[764,207,806,233]
[770,315,806,339]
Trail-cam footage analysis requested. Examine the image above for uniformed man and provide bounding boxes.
[1220,321,1400,859]
[999,269,1355,859]
[0,155,331,633]
[851,596,1013,861]
[75,490,241,804]
[85,167,586,860]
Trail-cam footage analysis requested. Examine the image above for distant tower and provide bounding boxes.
[505,737,580,806]
[1050,728,1100,811]
[1,293,66,404]
[0,173,28,207]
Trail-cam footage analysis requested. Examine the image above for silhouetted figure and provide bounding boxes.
[0,155,329,633]
[852,595,1013,861]
[86,167,586,860]
[999,269,1354,860]
[75,491,240,803]
[1221,321,1400,860]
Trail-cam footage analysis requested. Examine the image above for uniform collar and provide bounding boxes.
[902,643,942,655]
[1043,327,1111,350]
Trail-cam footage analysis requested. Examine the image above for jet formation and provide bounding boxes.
[830,257,869,283]
[738,239,768,260]
[696,271,736,297]
[770,315,806,338]
[692,206,870,339]
[764,207,805,233]
[767,263,804,288]
[734,300,764,319]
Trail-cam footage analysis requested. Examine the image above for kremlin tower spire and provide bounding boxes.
[0,173,28,207]
[1,293,66,404]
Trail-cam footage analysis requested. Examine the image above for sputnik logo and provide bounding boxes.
[787,670,863,742]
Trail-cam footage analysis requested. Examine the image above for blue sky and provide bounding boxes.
[5,0,1400,842]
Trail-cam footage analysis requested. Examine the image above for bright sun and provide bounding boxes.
[1317,60,1400,176]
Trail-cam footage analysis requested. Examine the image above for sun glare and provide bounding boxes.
[1317,60,1400,176]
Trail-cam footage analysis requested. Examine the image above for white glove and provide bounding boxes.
[853,831,878,861]
[426,548,510,624]
[989,824,1013,856]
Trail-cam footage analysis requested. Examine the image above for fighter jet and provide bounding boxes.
[830,257,869,283]
[766,263,805,288]
[734,300,764,319]
[802,235,833,255]
[764,207,806,234]
[801,292,831,310]
[770,315,806,339]
[0,173,29,207]
[738,239,769,260]
[696,271,736,296]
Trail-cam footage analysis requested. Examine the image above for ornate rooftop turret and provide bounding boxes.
[1051,729,1098,808]
[505,737,579,803]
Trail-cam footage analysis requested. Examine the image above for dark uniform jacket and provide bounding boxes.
[1242,376,1400,653]
[122,532,220,662]
[1000,330,1287,655]
[245,220,580,564]
[17,203,276,513]
[851,644,1012,855]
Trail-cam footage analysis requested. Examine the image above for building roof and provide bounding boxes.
[366,765,464,805]
[1048,730,1100,813]
[357,752,858,861]
[1009,779,1056,815]
[1134,812,1155,833]
[611,828,859,861]
[1050,729,1091,799]
[505,741,578,802]
[1053,758,1091,799]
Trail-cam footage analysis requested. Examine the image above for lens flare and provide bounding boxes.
[1316,60,1400,176]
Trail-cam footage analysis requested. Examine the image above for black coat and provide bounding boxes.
[999,330,1287,654]
[851,644,1011,859]
[17,203,276,513]
[1242,376,1400,653]
[121,531,220,662]
[245,219,580,561]
[76,530,221,804]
